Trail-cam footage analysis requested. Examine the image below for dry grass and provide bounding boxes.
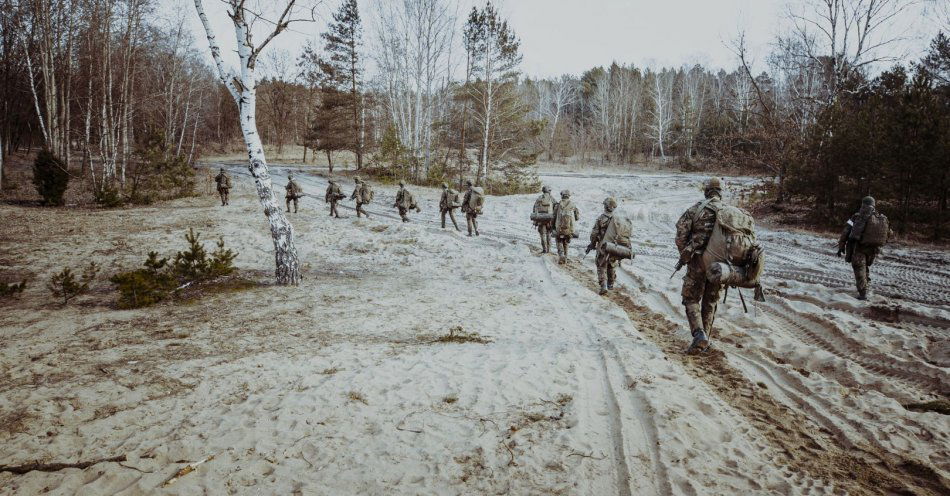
[427,326,492,345]
[347,391,368,405]
[903,400,950,415]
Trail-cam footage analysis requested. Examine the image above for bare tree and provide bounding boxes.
[193,0,312,285]
[541,75,577,160]
[647,69,675,159]
[677,64,706,159]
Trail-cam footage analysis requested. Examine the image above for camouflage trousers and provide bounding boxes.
[441,208,459,230]
[328,200,340,218]
[596,251,617,287]
[355,201,370,218]
[217,188,229,206]
[466,213,479,236]
[398,207,410,222]
[849,244,878,297]
[286,196,299,213]
[556,235,572,263]
[537,223,552,253]
[681,257,722,335]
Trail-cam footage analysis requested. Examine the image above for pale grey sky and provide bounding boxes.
[170,0,939,79]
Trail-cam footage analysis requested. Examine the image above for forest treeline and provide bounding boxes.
[1,0,947,238]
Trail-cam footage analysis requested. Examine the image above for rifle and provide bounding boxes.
[583,243,595,259]
[670,248,694,279]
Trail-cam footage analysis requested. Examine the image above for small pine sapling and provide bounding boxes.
[47,262,98,304]
[1,279,28,298]
[109,252,176,309]
[173,228,210,280]
[208,237,237,278]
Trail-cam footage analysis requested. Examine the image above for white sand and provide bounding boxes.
[0,166,947,495]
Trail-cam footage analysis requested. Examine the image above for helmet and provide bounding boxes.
[704,177,721,191]
[465,179,473,186]
[219,167,225,172]
[398,181,405,187]
[354,176,362,183]
[862,196,875,206]
[560,190,571,198]
[542,185,551,193]
[441,182,448,189]
[603,197,617,211]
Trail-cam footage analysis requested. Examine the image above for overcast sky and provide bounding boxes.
[171,0,940,79]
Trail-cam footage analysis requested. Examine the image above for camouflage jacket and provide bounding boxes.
[325,183,343,202]
[440,189,458,210]
[395,188,414,209]
[351,184,364,201]
[286,180,302,198]
[590,212,613,246]
[214,173,231,189]
[674,196,722,255]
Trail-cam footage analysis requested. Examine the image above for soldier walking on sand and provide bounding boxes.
[439,182,460,231]
[838,196,889,300]
[588,197,619,293]
[324,179,344,218]
[553,190,579,264]
[214,167,231,206]
[394,181,421,222]
[285,174,303,213]
[461,179,484,237]
[674,178,724,353]
[532,186,556,253]
[350,176,371,218]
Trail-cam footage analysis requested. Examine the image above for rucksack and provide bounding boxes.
[601,215,634,260]
[451,190,461,208]
[361,184,374,204]
[534,195,554,215]
[467,187,484,213]
[555,201,576,235]
[860,212,889,247]
[702,205,765,292]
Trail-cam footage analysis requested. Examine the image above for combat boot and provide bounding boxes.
[599,282,608,295]
[686,329,709,354]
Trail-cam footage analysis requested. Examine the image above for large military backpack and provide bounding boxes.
[361,184,375,204]
[467,187,484,214]
[600,215,634,260]
[531,194,555,223]
[702,205,765,295]
[450,190,461,208]
[860,212,889,247]
[555,201,576,236]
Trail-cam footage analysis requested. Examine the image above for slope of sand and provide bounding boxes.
[0,167,947,495]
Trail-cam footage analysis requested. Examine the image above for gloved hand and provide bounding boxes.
[836,248,843,257]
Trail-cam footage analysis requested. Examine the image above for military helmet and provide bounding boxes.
[560,189,571,198]
[399,180,405,187]
[219,167,225,172]
[603,197,618,211]
[862,196,875,206]
[465,179,473,186]
[441,182,448,189]
[354,175,362,183]
[542,185,551,193]
[704,177,722,191]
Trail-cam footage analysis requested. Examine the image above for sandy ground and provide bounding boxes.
[0,165,948,495]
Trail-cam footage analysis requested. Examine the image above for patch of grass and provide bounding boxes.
[428,325,492,345]
[321,367,340,375]
[347,391,368,405]
[903,400,950,415]
[442,394,458,404]
[370,225,389,233]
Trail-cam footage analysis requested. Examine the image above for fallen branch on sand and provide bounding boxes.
[0,455,128,474]
[161,454,215,488]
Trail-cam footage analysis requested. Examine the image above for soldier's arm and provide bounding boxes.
[837,220,852,252]
[573,207,579,220]
[674,207,694,253]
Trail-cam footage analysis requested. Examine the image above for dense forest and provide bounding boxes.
[1,0,947,238]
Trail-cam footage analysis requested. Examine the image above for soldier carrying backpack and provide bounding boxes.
[588,197,633,295]
[553,190,580,264]
[439,182,461,231]
[214,167,231,206]
[531,186,556,253]
[461,179,484,237]
[394,181,421,223]
[837,196,889,300]
[350,176,373,218]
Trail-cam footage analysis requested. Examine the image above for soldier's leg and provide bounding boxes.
[700,281,723,337]
[606,263,616,289]
[293,197,298,213]
[681,263,709,352]
[473,215,479,236]
[224,190,229,205]
[286,198,291,212]
[851,250,869,298]
[596,253,609,294]
[537,225,545,252]
[450,209,459,230]
[399,207,408,222]
[441,210,447,228]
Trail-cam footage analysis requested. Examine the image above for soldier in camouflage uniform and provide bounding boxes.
[351,176,370,218]
[324,179,343,218]
[439,182,460,230]
[553,190,579,264]
[461,180,480,237]
[533,186,556,253]
[285,174,303,213]
[674,178,724,353]
[394,181,421,222]
[588,197,619,295]
[838,196,880,300]
[214,168,231,206]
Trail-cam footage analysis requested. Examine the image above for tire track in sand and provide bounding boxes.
[559,262,950,496]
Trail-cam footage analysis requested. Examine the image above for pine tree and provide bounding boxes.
[320,0,366,169]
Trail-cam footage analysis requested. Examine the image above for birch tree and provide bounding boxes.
[647,69,675,159]
[677,64,706,159]
[542,75,577,159]
[193,0,309,285]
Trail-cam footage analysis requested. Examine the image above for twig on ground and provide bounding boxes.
[395,412,424,433]
[161,454,215,488]
[0,455,127,474]
[567,451,606,460]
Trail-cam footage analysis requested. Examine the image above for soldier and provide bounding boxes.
[350,176,370,218]
[532,186,556,253]
[285,174,303,213]
[461,179,483,237]
[588,197,619,294]
[838,196,885,300]
[214,167,231,206]
[553,190,579,264]
[674,178,724,353]
[439,182,460,231]
[394,181,421,222]
[324,178,344,218]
